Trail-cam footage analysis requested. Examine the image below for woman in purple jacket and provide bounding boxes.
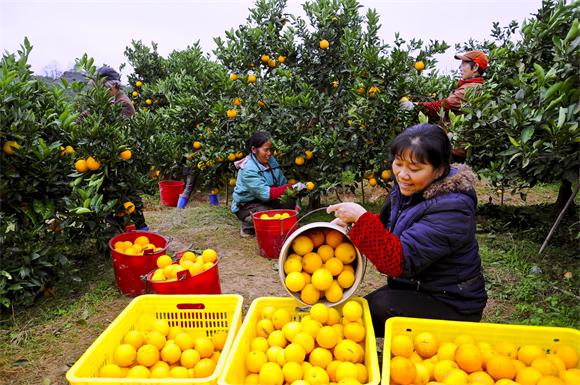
[328,123,487,337]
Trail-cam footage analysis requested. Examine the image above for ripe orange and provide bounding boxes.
[247,350,268,373]
[306,181,316,190]
[317,245,335,261]
[302,252,322,273]
[259,362,284,385]
[114,344,137,367]
[285,271,306,292]
[284,343,306,363]
[334,242,356,264]
[75,159,89,173]
[368,177,378,186]
[136,344,159,367]
[325,230,344,248]
[300,284,321,305]
[247,74,257,83]
[515,367,543,385]
[278,55,286,63]
[307,230,325,248]
[413,332,439,359]
[120,149,132,160]
[227,109,237,119]
[415,61,425,71]
[229,73,238,81]
[316,326,339,349]
[319,39,330,49]
[324,281,343,303]
[391,334,414,358]
[381,170,391,180]
[518,345,546,366]
[390,356,417,385]
[194,358,216,378]
[160,343,181,364]
[554,344,579,369]
[3,140,21,155]
[272,308,292,330]
[311,268,333,291]
[292,236,314,256]
[486,355,516,381]
[195,336,215,358]
[342,300,363,322]
[295,156,305,166]
[294,332,315,354]
[180,348,201,368]
[455,343,483,373]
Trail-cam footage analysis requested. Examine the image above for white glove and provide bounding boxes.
[327,202,367,224]
[292,182,307,191]
[399,100,415,111]
[331,217,348,228]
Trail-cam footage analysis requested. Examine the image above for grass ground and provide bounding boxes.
[0,182,578,385]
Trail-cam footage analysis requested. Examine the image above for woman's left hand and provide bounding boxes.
[327,202,367,225]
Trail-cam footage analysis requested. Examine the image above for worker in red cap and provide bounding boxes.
[400,50,489,161]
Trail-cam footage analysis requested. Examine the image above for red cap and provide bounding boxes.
[454,50,489,71]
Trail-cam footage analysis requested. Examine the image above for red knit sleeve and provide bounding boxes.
[348,212,403,276]
[269,184,291,200]
[416,99,450,119]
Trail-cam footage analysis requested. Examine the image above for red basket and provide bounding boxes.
[159,180,185,207]
[146,251,222,295]
[252,209,298,259]
[108,231,168,296]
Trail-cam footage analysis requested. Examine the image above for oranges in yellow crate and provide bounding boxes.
[387,326,580,385]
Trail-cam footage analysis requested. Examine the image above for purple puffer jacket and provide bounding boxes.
[379,164,487,315]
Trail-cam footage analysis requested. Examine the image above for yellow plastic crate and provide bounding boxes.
[382,316,580,385]
[66,294,243,385]
[219,296,380,385]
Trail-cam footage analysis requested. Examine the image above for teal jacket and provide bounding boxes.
[231,154,288,213]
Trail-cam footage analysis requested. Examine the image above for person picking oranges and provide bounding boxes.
[231,131,306,237]
[400,50,489,162]
[327,124,486,337]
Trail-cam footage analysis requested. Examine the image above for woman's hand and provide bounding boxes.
[327,203,367,225]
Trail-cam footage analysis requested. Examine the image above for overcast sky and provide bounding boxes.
[1,0,542,80]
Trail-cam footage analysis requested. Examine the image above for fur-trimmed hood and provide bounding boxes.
[422,163,477,200]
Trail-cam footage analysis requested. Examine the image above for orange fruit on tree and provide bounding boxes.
[119,149,132,160]
[368,177,378,186]
[306,181,316,190]
[227,109,237,118]
[247,74,257,83]
[86,156,100,170]
[268,59,276,67]
[415,61,425,71]
[381,169,391,180]
[75,159,89,173]
[295,156,305,166]
[390,356,417,385]
[193,141,202,149]
[3,140,21,155]
[261,54,270,62]
[227,153,236,161]
[258,99,266,107]
[278,55,286,63]
[229,73,238,81]
[135,80,142,87]
[145,99,152,105]
[319,39,329,49]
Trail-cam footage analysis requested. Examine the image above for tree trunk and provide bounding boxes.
[308,195,321,210]
[554,179,574,215]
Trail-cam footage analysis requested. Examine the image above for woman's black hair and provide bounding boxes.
[245,131,272,153]
[390,123,451,177]
[467,61,485,76]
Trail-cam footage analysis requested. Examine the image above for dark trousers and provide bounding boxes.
[235,199,296,232]
[365,284,483,337]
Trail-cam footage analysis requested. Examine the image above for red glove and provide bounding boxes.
[348,212,403,276]
[269,184,291,200]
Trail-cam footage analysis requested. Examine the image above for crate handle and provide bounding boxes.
[177,303,206,310]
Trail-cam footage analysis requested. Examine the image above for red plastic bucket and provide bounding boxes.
[108,231,168,296]
[252,209,298,259]
[159,180,185,207]
[146,251,222,295]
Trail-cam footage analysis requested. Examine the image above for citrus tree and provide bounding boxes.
[452,0,579,210]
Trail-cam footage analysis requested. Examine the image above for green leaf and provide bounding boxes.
[533,63,544,84]
[508,136,520,148]
[557,107,567,128]
[520,127,534,144]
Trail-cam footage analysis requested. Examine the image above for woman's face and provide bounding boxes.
[253,140,273,165]
[459,60,478,79]
[392,150,444,196]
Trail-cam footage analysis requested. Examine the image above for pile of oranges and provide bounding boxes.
[282,229,358,305]
[260,212,292,220]
[149,249,218,282]
[98,318,228,379]
[113,235,163,256]
[389,331,579,385]
[243,300,369,385]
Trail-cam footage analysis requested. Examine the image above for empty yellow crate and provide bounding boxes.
[219,296,380,385]
[66,294,243,385]
[382,316,580,385]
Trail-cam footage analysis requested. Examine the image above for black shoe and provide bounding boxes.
[240,227,255,238]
